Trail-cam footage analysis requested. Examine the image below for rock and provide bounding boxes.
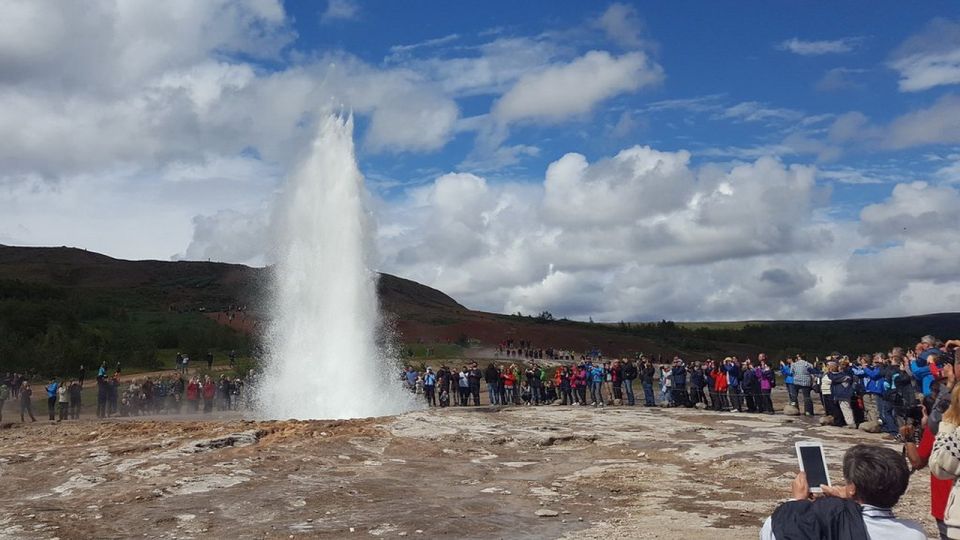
[782,405,800,416]
[179,430,264,454]
[694,402,707,410]
[819,416,834,426]
[859,421,881,433]
[535,509,559,517]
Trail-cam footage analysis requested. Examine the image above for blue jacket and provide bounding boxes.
[780,364,794,385]
[910,360,935,396]
[861,366,884,394]
[671,366,687,387]
[46,382,58,399]
[589,366,605,383]
[723,364,741,386]
[828,371,855,400]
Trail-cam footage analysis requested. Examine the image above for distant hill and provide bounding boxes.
[0,245,957,376]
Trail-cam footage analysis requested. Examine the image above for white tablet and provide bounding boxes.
[796,441,830,493]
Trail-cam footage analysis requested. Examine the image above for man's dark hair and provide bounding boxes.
[842,444,910,508]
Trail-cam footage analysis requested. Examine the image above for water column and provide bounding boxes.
[257,114,417,419]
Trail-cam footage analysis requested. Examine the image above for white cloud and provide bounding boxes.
[718,101,803,123]
[777,37,861,56]
[493,50,663,123]
[815,67,866,92]
[885,94,960,149]
[594,3,653,50]
[320,0,359,23]
[889,18,960,92]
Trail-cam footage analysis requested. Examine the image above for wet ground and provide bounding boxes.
[0,404,937,539]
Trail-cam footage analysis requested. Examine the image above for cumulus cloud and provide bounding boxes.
[889,18,960,92]
[777,37,861,56]
[321,0,360,23]
[375,144,841,321]
[815,67,865,92]
[884,94,960,148]
[594,3,654,50]
[492,50,663,123]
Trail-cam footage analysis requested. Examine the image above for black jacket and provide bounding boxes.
[770,498,867,540]
[622,363,638,380]
[640,365,655,384]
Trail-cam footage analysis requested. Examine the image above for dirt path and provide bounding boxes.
[0,403,936,539]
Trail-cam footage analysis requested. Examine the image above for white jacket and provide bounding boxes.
[930,420,960,538]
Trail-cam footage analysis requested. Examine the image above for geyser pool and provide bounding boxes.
[256,114,417,419]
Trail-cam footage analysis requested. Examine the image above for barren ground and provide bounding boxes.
[0,401,937,540]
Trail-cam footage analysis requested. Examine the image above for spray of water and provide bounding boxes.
[256,113,418,419]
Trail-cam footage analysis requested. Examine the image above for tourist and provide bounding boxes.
[186,377,200,412]
[484,363,499,405]
[639,359,655,406]
[760,444,925,539]
[20,381,36,422]
[780,357,795,406]
[66,379,81,419]
[502,366,517,406]
[926,382,960,539]
[589,362,605,408]
[622,359,637,406]
[45,378,59,421]
[712,360,729,411]
[610,360,622,403]
[575,364,588,405]
[468,363,482,406]
[758,359,774,414]
[56,381,68,421]
[0,379,8,423]
[202,375,215,413]
[790,354,815,416]
[423,368,436,407]
[902,396,952,539]
[457,367,469,406]
[658,365,671,406]
[218,375,231,410]
[671,358,689,407]
[723,357,742,412]
[742,359,759,412]
[829,359,857,428]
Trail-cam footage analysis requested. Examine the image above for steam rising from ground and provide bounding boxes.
[256,114,417,419]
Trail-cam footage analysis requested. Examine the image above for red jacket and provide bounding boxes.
[713,369,728,392]
[186,381,198,401]
[202,382,216,400]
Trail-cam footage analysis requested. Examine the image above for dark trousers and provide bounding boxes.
[424,385,436,406]
[48,397,56,420]
[576,386,587,404]
[642,383,655,405]
[797,385,814,415]
[458,387,469,406]
[70,398,81,419]
[612,383,622,401]
[470,384,480,405]
[728,385,742,411]
[21,400,36,422]
[760,389,773,413]
[561,386,573,405]
[58,402,68,421]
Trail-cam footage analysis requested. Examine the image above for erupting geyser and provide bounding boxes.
[256,114,418,419]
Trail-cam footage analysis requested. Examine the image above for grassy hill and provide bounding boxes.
[1,244,957,377]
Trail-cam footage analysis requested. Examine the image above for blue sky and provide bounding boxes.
[1,1,959,321]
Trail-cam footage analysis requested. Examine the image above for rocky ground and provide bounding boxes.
[0,404,938,539]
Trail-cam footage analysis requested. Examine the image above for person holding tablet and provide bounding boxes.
[760,444,925,539]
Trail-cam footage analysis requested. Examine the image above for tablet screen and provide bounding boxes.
[799,445,829,487]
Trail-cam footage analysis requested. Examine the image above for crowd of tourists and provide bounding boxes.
[404,337,959,443]
[0,360,252,423]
